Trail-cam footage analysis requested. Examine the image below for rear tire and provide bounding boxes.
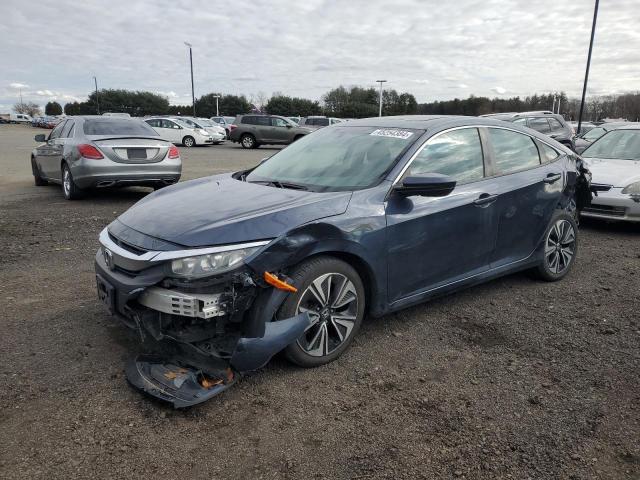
[182,136,195,147]
[277,256,365,368]
[533,211,578,281]
[61,163,84,200]
[31,157,47,186]
[240,134,258,149]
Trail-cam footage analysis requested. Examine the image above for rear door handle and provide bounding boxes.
[473,193,498,207]
[544,173,562,184]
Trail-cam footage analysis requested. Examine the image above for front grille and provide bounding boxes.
[583,204,626,217]
[108,232,148,256]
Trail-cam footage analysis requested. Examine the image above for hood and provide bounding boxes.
[115,174,352,247]
[582,157,640,187]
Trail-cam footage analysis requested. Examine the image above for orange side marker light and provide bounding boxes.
[263,272,297,293]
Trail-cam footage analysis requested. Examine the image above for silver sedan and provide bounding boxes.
[581,126,640,222]
[31,116,182,200]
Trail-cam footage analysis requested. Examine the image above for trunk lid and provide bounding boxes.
[91,137,171,164]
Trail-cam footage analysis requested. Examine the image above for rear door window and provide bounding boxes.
[256,117,270,126]
[513,118,527,127]
[489,128,541,174]
[527,118,551,134]
[407,127,485,184]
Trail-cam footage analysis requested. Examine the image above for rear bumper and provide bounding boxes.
[581,188,640,222]
[72,156,181,188]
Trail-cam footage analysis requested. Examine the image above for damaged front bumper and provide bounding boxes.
[95,249,310,408]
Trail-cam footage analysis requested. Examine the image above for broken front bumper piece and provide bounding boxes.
[124,312,312,408]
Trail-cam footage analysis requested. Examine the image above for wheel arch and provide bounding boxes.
[247,224,384,317]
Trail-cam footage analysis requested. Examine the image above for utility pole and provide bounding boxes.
[577,0,599,135]
[184,42,196,117]
[552,95,556,114]
[213,95,221,116]
[94,76,100,115]
[376,80,387,117]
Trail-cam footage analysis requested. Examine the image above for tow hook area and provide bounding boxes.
[125,312,312,408]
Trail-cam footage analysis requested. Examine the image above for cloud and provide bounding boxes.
[36,90,55,96]
[0,0,638,106]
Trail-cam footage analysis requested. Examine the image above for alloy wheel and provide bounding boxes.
[63,168,71,196]
[295,273,358,357]
[545,219,576,274]
[242,135,254,148]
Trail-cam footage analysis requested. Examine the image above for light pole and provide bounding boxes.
[213,95,221,116]
[376,80,387,117]
[578,0,599,134]
[94,76,100,115]
[184,42,196,117]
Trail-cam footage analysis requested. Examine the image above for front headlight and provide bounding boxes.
[621,181,640,195]
[198,129,209,136]
[170,246,259,278]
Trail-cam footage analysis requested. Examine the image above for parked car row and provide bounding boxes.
[144,116,226,147]
[31,116,65,129]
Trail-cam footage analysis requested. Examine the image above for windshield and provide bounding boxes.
[197,118,215,127]
[582,129,640,160]
[245,126,421,191]
[582,127,606,141]
[83,119,159,136]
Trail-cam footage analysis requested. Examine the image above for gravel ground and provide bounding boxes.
[1,123,638,479]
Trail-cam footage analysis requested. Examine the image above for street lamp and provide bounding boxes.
[94,76,100,115]
[213,94,221,117]
[184,41,196,117]
[376,80,387,117]
[577,0,599,134]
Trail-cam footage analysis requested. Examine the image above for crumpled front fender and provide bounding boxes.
[230,312,312,371]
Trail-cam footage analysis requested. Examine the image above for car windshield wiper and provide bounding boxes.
[248,179,309,191]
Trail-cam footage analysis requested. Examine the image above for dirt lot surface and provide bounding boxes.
[1,123,639,479]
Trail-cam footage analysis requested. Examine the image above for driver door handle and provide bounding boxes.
[473,193,498,207]
[544,173,562,184]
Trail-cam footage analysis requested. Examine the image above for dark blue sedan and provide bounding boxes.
[95,115,591,407]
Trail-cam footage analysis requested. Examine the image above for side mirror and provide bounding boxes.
[34,134,46,142]
[394,173,457,197]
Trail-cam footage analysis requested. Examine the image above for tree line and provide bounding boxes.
[16,87,640,122]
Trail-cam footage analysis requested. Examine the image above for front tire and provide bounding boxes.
[278,256,365,367]
[61,163,84,200]
[182,136,195,147]
[534,211,578,281]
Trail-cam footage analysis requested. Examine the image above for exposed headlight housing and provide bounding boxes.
[170,246,260,278]
[621,181,640,195]
[198,128,209,136]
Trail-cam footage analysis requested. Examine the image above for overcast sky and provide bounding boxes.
[1,0,638,113]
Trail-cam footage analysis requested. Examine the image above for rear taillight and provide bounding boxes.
[229,124,237,131]
[77,144,103,159]
[168,145,180,159]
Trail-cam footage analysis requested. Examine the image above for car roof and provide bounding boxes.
[332,114,512,130]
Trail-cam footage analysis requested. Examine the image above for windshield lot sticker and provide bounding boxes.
[370,129,414,140]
